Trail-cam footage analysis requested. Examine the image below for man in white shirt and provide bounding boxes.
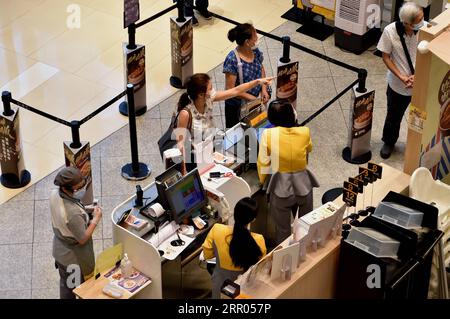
[377,2,424,159]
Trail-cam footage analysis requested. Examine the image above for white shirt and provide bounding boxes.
[377,22,418,96]
[186,93,217,143]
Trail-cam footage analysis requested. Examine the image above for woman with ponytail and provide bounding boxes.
[223,23,271,128]
[202,197,266,299]
[175,73,274,174]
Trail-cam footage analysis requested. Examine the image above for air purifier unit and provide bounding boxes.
[335,0,382,54]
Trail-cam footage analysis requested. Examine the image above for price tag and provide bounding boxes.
[368,162,383,180]
[342,187,358,207]
[349,177,363,194]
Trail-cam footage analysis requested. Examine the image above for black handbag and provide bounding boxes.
[158,108,192,159]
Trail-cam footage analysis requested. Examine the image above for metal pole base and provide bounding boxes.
[170,76,183,89]
[119,102,147,117]
[1,170,31,189]
[321,187,343,204]
[121,163,151,181]
[342,147,372,165]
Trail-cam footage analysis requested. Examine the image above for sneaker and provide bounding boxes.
[197,8,212,20]
[191,15,199,26]
[380,143,394,159]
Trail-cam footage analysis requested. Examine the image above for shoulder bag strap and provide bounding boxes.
[395,21,415,75]
[233,48,244,86]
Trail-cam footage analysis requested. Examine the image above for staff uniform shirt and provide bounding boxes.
[202,224,267,271]
[377,22,418,96]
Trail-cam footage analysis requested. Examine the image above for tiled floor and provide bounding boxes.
[0,0,292,204]
[0,4,413,298]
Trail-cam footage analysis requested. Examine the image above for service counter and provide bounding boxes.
[234,163,411,299]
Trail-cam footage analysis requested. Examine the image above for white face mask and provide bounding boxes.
[293,106,298,123]
[251,39,260,50]
[206,88,217,100]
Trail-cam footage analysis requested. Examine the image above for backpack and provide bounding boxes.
[158,108,192,160]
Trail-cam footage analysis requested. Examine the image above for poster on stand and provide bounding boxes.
[0,107,27,183]
[276,61,299,106]
[419,58,450,183]
[170,17,193,87]
[124,44,146,113]
[64,142,94,205]
[347,87,375,159]
[124,0,140,28]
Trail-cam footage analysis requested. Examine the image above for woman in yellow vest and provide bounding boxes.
[257,99,319,244]
[202,197,266,299]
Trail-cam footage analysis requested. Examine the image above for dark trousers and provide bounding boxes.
[269,191,314,245]
[382,85,411,146]
[185,0,209,16]
[55,262,84,299]
[225,99,242,129]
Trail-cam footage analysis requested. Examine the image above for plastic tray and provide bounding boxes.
[345,227,400,258]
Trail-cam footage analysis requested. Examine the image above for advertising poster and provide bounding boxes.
[276,61,299,105]
[419,55,450,184]
[64,142,93,204]
[124,0,140,29]
[347,88,375,159]
[171,18,193,86]
[0,108,26,180]
[126,46,145,92]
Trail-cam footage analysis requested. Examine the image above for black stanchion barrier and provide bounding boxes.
[170,0,193,89]
[280,36,291,64]
[0,91,31,188]
[121,84,151,181]
[70,121,82,149]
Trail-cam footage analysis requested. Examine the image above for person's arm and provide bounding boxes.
[260,66,270,104]
[214,77,275,102]
[175,110,190,175]
[202,225,216,260]
[382,53,411,87]
[68,207,102,246]
[225,73,258,101]
[257,130,271,185]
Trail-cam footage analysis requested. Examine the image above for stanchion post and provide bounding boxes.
[127,23,137,50]
[121,84,151,181]
[127,84,139,173]
[280,36,291,64]
[177,0,186,23]
[357,69,368,93]
[2,91,14,117]
[70,121,82,149]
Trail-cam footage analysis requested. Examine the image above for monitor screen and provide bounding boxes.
[165,169,206,223]
[254,118,274,143]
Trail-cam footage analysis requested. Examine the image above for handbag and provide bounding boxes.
[158,108,192,159]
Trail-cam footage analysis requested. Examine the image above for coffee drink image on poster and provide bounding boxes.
[126,46,145,91]
[64,143,93,204]
[439,70,450,138]
[276,62,299,103]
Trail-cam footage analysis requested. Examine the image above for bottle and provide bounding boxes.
[120,253,133,278]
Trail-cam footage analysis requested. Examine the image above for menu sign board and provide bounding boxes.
[348,88,375,159]
[124,0,140,29]
[170,18,193,86]
[64,142,93,204]
[0,109,26,180]
[126,46,145,91]
[276,61,299,105]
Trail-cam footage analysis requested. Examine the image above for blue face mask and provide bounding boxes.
[413,20,425,31]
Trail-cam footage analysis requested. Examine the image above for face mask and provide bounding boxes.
[251,39,260,50]
[413,20,424,31]
[73,188,86,200]
[206,88,217,100]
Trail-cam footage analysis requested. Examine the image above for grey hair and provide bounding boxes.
[399,1,423,24]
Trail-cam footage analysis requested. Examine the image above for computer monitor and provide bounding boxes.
[165,168,207,223]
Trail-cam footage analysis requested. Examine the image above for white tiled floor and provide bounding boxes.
[0,0,292,205]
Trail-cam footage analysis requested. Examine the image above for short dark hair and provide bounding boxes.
[177,73,211,111]
[267,99,297,128]
[227,23,255,46]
